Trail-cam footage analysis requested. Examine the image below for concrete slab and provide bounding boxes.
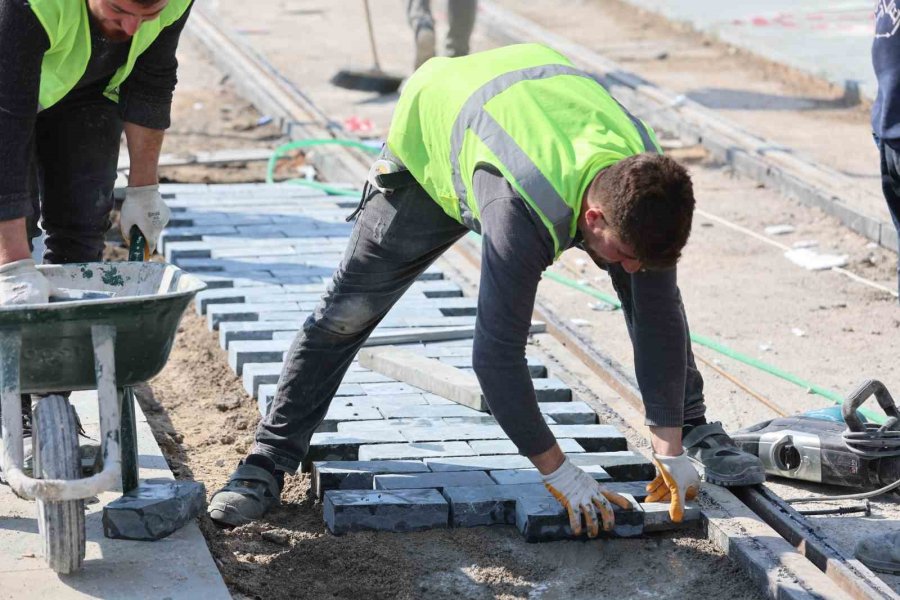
[0,393,228,599]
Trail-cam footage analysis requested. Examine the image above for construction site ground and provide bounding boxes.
[130,1,900,598]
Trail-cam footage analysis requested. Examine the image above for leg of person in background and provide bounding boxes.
[878,139,900,302]
[407,0,436,70]
[445,0,477,58]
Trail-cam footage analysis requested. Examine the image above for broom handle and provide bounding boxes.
[362,0,382,71]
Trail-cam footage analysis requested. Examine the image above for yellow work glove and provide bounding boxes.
[542,455,633,537]
[646,452,700,522]
[120,184,171,255]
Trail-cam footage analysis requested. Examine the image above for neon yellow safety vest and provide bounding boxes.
[29,0,192,110]
[386,43,661,258]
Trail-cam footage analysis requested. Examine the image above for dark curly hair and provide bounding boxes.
[586,153,695,270]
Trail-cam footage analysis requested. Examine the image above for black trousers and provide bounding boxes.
[28,84,124,265]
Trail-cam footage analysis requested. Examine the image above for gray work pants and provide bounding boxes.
[406,0,478,57]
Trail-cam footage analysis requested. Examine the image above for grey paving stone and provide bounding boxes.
[515,493,644,542]
[547,425,627,452]
[324,489,448,534]
[641,501,701,532]
[440,415,501,425]
[435,355,547,378]
[469,438,585,456]
[243,362,282,397]
[257,384,276,415]
[380,404,488,419]
[311,460,430,499]
[306,430,407,464]
[425,454,533,472]
[338,418,425,432]
[195,285,287,314]
[538,401,598,425]
[228,340,290,375]
[399,425,506,443]
[357,441,475,461]
[337,394,430,411]
[568,452,656,481]
[533,378,572,402]
[315,405,385,433]
[207,302,300,329]
[341,370,394,384]
[441,483,551,527]
[488,466,611,485]
[102,479,206,541]
[195,273,281,289]
[360,382,428,396]
[219,321,303,348]
[373,471,495,491]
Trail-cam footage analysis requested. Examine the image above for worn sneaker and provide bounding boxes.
[208,459,282,527]
[683,422,766,486]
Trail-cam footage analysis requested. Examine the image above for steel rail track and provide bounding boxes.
[184,7,897,599]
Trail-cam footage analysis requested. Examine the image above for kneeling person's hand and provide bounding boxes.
[542,456,632,537]
[0,259,53,305]
[646,452,700,522]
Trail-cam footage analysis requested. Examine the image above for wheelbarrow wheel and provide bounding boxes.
[33,394,85,574]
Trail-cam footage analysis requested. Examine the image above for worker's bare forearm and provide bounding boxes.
[650,426,683,456]
[124,122,164,187]
[530,442,566,475]
[0,217,32,264]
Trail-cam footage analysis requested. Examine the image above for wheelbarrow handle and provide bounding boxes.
[128,225,149,262]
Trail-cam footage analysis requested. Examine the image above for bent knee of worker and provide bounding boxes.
[311,295,382,336]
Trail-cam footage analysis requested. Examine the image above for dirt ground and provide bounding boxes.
[133,1,900,598]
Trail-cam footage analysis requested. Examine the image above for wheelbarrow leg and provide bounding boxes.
[0,328,23,488]
[118,386,139,493]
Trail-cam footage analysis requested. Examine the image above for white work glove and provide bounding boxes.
[0,259,53,305]
[646,452,701,522]
[542,455,633,537]
[120,184,170,255]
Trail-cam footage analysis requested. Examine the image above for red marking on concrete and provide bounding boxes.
[751,16,770,26]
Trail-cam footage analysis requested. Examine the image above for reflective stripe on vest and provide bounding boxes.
[450,64,659,249]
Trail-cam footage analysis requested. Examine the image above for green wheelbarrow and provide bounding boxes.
[0,252,205,573]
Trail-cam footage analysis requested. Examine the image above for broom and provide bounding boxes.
[331,0,404,95]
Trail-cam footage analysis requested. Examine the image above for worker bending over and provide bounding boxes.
[0,0,190,304]
[210,43,765,535]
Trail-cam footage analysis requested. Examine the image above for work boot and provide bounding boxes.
[208,454,283,527]
[856,530,900,574]
[683,421,766,486]
[413,24,436,70]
